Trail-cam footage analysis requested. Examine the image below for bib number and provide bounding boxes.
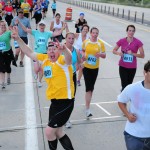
[123,54,133,63]
[37,37,46,45]
[0,42,6,50]
[7,12,11,15]
[14,41,19,48]
[87,55,97,66]
[44,66,52,78]
[24,7,29,11]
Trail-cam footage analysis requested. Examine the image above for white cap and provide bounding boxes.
[39,20,46,25]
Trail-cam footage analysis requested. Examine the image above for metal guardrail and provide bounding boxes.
[58,0,150,26]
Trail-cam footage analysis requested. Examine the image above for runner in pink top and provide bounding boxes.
[113,25,144,91]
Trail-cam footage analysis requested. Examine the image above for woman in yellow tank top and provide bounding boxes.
[12,27,74,150]
[82,27,106,118]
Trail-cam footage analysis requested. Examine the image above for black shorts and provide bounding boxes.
[48,98,74,128]
[34,13,42,24]
[21,37,28,44]
[52,9,56,14]
[5,14,13,26]
[0,49,13,73]
[42,8,47,13]
[15,37,28,48]
[52,34,63,43]
[83,67,99,92]
[24,13,29,18]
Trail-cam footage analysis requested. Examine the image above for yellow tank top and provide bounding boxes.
[21,3,30,13]
[82,38,106,69]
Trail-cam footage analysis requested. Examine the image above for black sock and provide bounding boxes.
[59,134,74,150]
[48,139,58,150]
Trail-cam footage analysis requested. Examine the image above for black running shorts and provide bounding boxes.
[83,67,99,92]
[48,98,74,128]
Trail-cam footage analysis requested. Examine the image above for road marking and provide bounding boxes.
[25,46,39,150]
[71,20,113,48]
[80,101,118,105]
[96,104,111,116]
[99,39,113,47]
[71,115,122,122]
[0,115,124,132]
[43,101,118,109]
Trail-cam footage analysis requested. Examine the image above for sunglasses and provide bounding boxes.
[48,42,58,48]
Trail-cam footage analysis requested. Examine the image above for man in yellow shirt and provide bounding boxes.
[21,0,30,18]
[12,26,74,150]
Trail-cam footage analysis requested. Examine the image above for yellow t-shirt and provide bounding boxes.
[21,3,30,13]
[36,54,74,100]
[82,38,106,69]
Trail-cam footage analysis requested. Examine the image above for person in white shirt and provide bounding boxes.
[117,60,150,150]
[74,24,89,86]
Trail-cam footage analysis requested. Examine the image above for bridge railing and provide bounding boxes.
[58,0,150,26]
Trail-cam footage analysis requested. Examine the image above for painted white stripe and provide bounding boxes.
[100,39,113,48]
[96,104,111,116]
[71,115,122,122]
[0,115,123,132]
[43,101,118,109]
[80,101,118,105]
[25,55,39,150]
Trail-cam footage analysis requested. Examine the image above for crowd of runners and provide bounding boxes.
[0,0,150,150]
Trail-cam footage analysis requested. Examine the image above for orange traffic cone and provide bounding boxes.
[65,7,72,21]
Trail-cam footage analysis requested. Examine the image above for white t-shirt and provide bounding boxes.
[74,33,89,51]
[117,81,150,138]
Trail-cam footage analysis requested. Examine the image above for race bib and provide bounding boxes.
[123,54,133,63]
[14,41,19,48]
[87,55,97,66]
[24,6,29,11]
[0,42,6,50]
[37,37,46,45]
[44,66,52,78]
[37,10,41,14]
[7,12,11,15]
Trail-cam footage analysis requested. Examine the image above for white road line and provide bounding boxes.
[0,115,123,131]
[100,39,113,48]
[25,55,39,150]
[96,104,111,116]
[71,115,122,122]
[79,100,118,106]
[43,101,118,109]
[91,101,118,104]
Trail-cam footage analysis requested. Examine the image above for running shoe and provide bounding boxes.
[77,80,81,86]
[38,82,42,88]
[20,61,24,67]
[7,78,11,85]
[1,83,5,89]
[85,109,93,118]
[65,120,72,128]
